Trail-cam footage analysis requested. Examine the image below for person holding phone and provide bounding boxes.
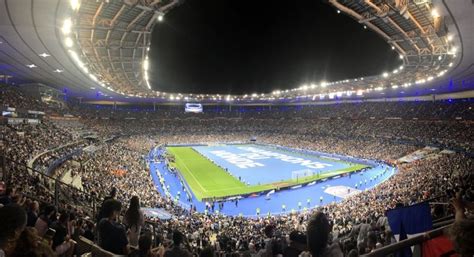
[51,212,75,257]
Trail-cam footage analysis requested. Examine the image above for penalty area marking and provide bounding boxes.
[324,185,361,198]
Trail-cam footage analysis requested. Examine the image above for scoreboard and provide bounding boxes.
[185,103,203,113]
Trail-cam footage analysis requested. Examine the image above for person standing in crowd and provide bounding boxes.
[26,201,39,227]
[51,212,75,257]
[96,187,118,222]
[164,231,192,257]
[304,212,343,257]
[0,204,27,257]
[448,193,474,257]
[34,205,56,237]
[124,196,145,248]
[97,199,129,255]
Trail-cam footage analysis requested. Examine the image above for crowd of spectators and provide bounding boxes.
[1,84,473,256]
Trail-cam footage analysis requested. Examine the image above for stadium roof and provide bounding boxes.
[0,0,473,103]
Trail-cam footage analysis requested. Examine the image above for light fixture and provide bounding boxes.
[70,0,80,11]
[399,54,404,59]
[363,25,367,29]
[26,64,37,68]
[431,9,440,18]
[391,46,395,50]
[62,18,72,35]
[337,10,340,14]
[65,37,73,47]
[39,53,50,58]
[53,69,63,73]
[382,72,389,78]
[157,14,164,22]
[447,35,453,41]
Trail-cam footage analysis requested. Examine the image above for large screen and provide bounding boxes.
[185,103,203,113]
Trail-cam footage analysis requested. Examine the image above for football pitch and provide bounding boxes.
[167,144,368,201]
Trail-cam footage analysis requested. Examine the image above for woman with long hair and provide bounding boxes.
[125,196,144,248]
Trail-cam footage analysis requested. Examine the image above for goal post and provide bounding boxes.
[291,169,316,182]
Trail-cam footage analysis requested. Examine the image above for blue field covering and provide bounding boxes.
[192,144,353,185]
[148,145,397,217]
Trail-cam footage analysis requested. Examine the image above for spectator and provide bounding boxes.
[26,201,39,227]
[447,194,474,257]
[0,204,27,257]
[11,227,55,257]
[283,231,306,257]
[34,205,56,237]
[306,212,343,257]
[124,196,144,248]
[51,212,75,257]
[164,231,192,257]
[97,199,129,255]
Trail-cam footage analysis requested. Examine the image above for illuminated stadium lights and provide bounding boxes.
[382,72,389,78]
[53,69,63,73]
[65,37,74,48]
[310,83,316,89]
[438,55,442,61]
[374,87,384,91]
[392,85,399,89]
[143,59,149,71]
[431,9,440,18]
[62,18,72,35]
[399,54,404,59]
[70,0,80,11]
[336,10,340,14]
[416,79,426,84]
[26,64,37,68]
[251,93,257,97]
[320,81,327,88]
[157,13,164,22]
[391,46,395,50]
[447,35,453,41]
[427,76,434,81]
[449,62,453,67]
[363,25,367,29]
[449,46,458,55]
[39,53,50,58]
[393,69,399,74]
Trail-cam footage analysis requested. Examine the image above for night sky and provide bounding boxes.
[149,0,400,95]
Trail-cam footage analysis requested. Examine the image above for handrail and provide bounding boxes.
[2,156,97,215]
[361,225,451,257]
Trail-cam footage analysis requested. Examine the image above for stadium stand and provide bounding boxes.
[1,83,474,256]
[1,0,473,256]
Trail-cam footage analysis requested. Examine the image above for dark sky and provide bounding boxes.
[149,0,400,94]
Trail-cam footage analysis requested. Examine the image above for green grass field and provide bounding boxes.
[167,146,368,201]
